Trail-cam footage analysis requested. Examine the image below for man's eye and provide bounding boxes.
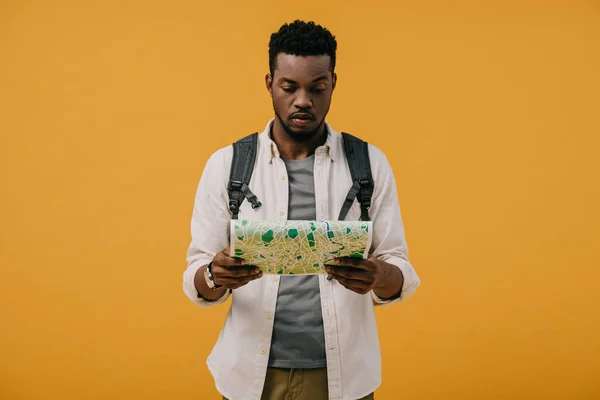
[282,87,296,93]
[314,87,326,93]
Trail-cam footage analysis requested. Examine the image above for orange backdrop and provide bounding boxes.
[1,1,599,399]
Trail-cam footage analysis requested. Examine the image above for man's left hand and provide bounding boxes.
[325,255,388,295]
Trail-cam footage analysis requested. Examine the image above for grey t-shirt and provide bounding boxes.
[267,154,327,369]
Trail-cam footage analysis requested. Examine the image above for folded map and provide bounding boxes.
[230,220,373,275]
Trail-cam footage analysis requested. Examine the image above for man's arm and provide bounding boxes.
[328,145,420,305]
[183,148,234,307]
[367,145,420,305]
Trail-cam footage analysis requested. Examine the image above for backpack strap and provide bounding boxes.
[338,132,374,221]
[228,133,262,219]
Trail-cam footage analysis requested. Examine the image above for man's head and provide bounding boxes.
[266,20,338,142]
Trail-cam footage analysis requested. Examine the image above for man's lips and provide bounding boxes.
[290,113,314,126]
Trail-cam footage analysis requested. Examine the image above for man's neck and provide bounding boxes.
[270,119,328,160]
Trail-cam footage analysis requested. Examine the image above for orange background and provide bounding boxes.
[1,1,599,399]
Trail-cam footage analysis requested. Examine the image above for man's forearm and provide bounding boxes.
[373,261,404,300]
[194,264,228,301]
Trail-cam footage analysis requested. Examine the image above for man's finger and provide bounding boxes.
[215,265,260,278]
[217,272,263,286]
[334,257,372,270]
[214,252,246,267]
[331,273,369,289]
[326,266,372,282]
[331,274,370,294]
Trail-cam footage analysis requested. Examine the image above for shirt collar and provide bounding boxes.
[259,118,339,163]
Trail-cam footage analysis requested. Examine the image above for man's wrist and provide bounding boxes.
[373,260,393,289]
[204,262,223,289]
[195,264,227,301]
[373,262,404,300]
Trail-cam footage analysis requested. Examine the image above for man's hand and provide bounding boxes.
[326,255,403,299]
[325,255,384,295]
[211,247,263,290]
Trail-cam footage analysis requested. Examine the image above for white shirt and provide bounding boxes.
[183,119,420,400]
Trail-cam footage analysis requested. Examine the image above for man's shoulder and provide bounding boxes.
[365,141,389,164]
[203,143,234,175]
[207,141,236,161]
[336,131,389,166]
[204,131,266,168]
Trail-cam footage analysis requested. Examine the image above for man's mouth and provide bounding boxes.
[290,113,314,126]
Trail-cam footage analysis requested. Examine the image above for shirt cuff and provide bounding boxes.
[371,289,400,305]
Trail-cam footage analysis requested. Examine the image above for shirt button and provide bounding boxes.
[266,313,273,319]
[280,211,285,216]
[281,175,286,180]
[272,276,278,282]
[260,349,267,355]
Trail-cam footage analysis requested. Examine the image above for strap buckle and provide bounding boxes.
[358,179,372,187]
[357,179,372,210]
[229,180,243,191]
[229,199,240,215]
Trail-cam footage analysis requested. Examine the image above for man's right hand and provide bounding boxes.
[210,247,263,289]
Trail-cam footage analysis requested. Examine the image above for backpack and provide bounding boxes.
[227,132,374,221]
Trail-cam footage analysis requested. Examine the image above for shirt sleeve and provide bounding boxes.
[367,145,421,306]
[182,148,233,307]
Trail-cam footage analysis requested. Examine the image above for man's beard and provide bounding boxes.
[274,110,326,143]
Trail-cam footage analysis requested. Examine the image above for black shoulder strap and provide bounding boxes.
[338,132,374,221]
[228,133,262,219]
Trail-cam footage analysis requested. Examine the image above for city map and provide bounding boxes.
[230,220,373,274]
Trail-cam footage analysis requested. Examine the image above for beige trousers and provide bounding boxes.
[223,367,374,400]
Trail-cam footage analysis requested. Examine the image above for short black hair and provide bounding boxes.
[268,20,337,76]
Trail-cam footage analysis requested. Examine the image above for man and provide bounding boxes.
[183,20,420,400]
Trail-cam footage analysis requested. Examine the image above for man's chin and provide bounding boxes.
[283,123,320,142]
[287,124,315,134]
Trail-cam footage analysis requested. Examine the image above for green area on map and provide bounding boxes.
[231,220,372,275]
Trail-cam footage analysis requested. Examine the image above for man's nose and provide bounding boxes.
[294,90,312,109]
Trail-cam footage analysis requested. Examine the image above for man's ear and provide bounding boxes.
[265,73,273,97]
[332,73,337,90]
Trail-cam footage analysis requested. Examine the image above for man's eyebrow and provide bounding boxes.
[279,75,329,84]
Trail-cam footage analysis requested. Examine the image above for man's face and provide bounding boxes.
[267,53,336,142]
